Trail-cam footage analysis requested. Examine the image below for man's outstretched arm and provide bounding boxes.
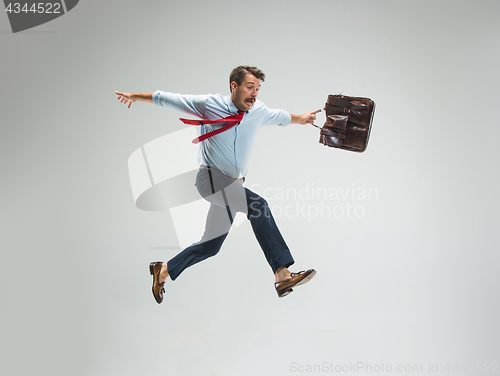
[115,91,154,108]
[290,109,321,125]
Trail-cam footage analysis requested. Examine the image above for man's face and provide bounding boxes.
[230,74,261,112]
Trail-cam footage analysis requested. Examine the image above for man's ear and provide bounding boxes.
[230,81,238,93]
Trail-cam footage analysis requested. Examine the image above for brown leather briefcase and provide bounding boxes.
[318,94,375,152]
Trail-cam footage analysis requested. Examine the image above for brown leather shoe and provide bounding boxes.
[149,262,165,304]
[274,269,316,298]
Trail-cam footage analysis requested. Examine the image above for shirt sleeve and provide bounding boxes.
[152,91,208,118]
[261,107,292,127]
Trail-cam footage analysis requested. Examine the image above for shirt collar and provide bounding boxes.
[224,95,250,114]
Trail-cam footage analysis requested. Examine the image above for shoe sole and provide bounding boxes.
[292,270,316,288]
[278,288,293,298]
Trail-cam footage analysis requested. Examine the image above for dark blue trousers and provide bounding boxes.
[166,168,294,280]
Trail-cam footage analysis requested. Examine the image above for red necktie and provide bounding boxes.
[179,111,246,144]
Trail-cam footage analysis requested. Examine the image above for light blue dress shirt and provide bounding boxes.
[152,91,291,179]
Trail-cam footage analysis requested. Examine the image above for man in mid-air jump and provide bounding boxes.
[116,66,318,303]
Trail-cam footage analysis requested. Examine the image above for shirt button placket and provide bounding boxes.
[234,125,238,172]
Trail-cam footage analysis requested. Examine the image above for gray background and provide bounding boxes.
[1,1,499,375]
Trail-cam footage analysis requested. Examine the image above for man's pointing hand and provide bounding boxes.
[115,91,154,108]
[115,91,136,108]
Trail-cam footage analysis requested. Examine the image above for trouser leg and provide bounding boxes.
[245,188,295,273]
[167,204,231,280]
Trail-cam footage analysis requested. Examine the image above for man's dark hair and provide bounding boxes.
[229,66,265,92]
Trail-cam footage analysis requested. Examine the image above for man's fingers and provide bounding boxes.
[304,109,321,124]
[115,91,133,108]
